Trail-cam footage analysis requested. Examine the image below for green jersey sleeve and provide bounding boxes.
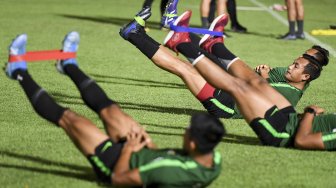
[268,67,287,83]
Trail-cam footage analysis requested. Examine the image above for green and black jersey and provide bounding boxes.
[280,113,336,150]
[129,148,222,188]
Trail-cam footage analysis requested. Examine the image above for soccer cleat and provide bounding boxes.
[277,32,296,40]
[161,0,179,28]
[199,14,229,53]
[231,23,247,33]
[296,32,305,40]
[56,31,80,74]
[119,6,151,40]
[5,34,28,79]
[163,10,192,52]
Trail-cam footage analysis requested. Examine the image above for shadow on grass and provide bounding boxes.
[223,29,279,39]
[143,123,260,146]
[58,14,203,31]
[50,91,203,115]
[0,151,96,182]
[90,73,185,89]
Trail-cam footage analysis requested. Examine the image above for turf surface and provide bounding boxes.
[0,0,335,187]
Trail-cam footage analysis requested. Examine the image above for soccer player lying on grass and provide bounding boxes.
[120,8,336,150]
[5,32,225,187]
[159,1,329,119]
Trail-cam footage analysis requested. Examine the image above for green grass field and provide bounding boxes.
[0,0,335,187]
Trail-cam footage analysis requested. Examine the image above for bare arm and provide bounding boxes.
[294,105,325,150]
[112,131,150,186]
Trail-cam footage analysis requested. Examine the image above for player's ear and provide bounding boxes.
[189,140,197,151]
[301,73,310,81]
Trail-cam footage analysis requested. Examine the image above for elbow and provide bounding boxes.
[294,136,307,149]
[111,173,123,186]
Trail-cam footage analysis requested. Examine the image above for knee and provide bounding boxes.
[59,110,82,127]
[247,76,268,87]
[175,63,197,78]
[228,79,250,94]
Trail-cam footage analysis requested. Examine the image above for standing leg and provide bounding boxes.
[200,0,212,28]
[295,0,305,39]
[208,0,217,23]
[143,0,154,8]
[227,0,247,33]
[279,0,296,40]
[160,0,169,16]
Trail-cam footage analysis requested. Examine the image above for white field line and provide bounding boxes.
[237,6,264,11]
[250,0,336,57]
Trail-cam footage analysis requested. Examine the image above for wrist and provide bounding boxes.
[122,146,134,154]
[304,107,316,116]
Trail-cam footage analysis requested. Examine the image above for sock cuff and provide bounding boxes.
[196,83,216,101]
[226,57,240,70]
[192,54,205,66]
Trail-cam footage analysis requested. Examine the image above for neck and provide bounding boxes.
[191,151,214,168]
[287,81,306,90]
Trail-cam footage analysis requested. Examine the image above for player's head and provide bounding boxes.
[183,113,225,154]
[302,45,329,82]
[285,45,329,83]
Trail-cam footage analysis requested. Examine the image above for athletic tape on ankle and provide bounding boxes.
[226,57,240,70]
[170,25,223,36]
[192,54,205,66]
[9,50,76,63]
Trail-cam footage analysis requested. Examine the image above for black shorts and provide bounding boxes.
[250,106,296,147]
[201,89,236,118]
[87,139,124,183]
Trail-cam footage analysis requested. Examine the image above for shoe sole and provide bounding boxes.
[163,11,191,45]
[199,14,226,46]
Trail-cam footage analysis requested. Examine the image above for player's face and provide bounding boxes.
[285,57,310,82]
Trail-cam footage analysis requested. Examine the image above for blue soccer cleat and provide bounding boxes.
[119,6,151,40]
[5,34,28,79]
[56,31,80,74]
[161,0,179,28]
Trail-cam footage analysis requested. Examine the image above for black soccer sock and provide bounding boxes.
[289,21,295,35]
[208,0,216,23]
[297,20,304,34]
[212,43,237,60]
[176,41,228,70]
[212,43,238,70]
[201,17,210,28]
[227,0,238,27]
[63,65,115,114]
[13,70,66,125]
[143,0,154,8]
[160,0,169,16]
[128,31,160,59]
[176,42,203,62]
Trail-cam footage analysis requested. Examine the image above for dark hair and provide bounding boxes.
[302,45,329,82]
[189,113,225,154]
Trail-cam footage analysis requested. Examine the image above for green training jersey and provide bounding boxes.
[280,113,336,150]
[230,67,307,118]
[129,148,222,188]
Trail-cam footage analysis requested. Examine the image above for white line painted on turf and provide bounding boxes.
[250,0,336,58]
[237,6,264,11]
